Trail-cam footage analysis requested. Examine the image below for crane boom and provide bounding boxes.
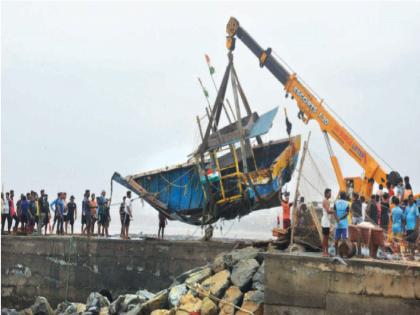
[226,17,397,198]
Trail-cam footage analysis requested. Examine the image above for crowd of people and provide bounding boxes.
[0,189,152,240]
[320,176,420,258]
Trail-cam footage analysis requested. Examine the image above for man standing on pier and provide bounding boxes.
[334,191,350,255]
[120,196,126,238]
[158,212,168,239]
[123,191,133,240]
[97,190,108,236]
[56,193,65,235]
[67,195,77,235]
[82,190,91,236]
[40,193,50,235]
[351,193,363,225]
[51,193,60,233]
[321,188,334,257]
[404,194,419,258]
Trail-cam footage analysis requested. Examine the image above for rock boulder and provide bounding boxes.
[200,270,230,298]
[29,296,54,315]
[138,289,169,315]
[176,292,202,315]
[85,292,110,315]
[168,284,188,308]
[235,290,264,315]
[251,261,265,291]
[218,286,243,315]
[224,247,261,269]
[231,259,259,291]
[184,267,212,286]
[200,297,217,315]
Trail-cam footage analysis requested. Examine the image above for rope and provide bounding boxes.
[300,174,325,197]
[158,167,194,189]
[307,151,329,189]
[185,226,201,240]
[307,149,337,185]
[221,220,236,237]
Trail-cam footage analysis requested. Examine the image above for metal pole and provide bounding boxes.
[196,115,204,141]
[230,66,248,174]
[210,74,234,123]
[290,132,311,244]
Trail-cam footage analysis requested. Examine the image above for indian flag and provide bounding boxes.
[205,54,215,75]
[200,168,220,184]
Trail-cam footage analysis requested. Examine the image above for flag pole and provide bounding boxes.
[205,54,235,123]
[197,77,213,113]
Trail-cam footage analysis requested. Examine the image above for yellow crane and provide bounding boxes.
[226,17,402,199]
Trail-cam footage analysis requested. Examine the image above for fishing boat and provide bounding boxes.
[112,56,300,226]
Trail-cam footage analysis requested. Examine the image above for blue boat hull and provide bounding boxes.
[112,136,300,225]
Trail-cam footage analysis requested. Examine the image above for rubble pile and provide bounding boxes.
[1,246,266,315]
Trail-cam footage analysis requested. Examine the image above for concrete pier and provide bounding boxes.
[1,235,240,308]
[264,252,420,315]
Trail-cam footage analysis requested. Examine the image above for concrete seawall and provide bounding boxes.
[3,236,420,314]
[264,253,420,315]
[1,235,240,308]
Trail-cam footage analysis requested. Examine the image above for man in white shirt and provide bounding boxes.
[360,196,367,221]
[321,188,334,257]
[123,191,133,240]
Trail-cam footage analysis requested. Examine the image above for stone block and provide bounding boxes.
[218,286,243,315]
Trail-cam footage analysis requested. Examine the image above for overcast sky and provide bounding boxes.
[2,2,419,237]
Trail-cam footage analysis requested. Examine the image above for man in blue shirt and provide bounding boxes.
[97,191,106,236]
[405,194,419,257]
[50,193,60,233]
[20,195,30,232]
[334,191,350,255]
[391,196,404,240]
[56,193,65,235]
